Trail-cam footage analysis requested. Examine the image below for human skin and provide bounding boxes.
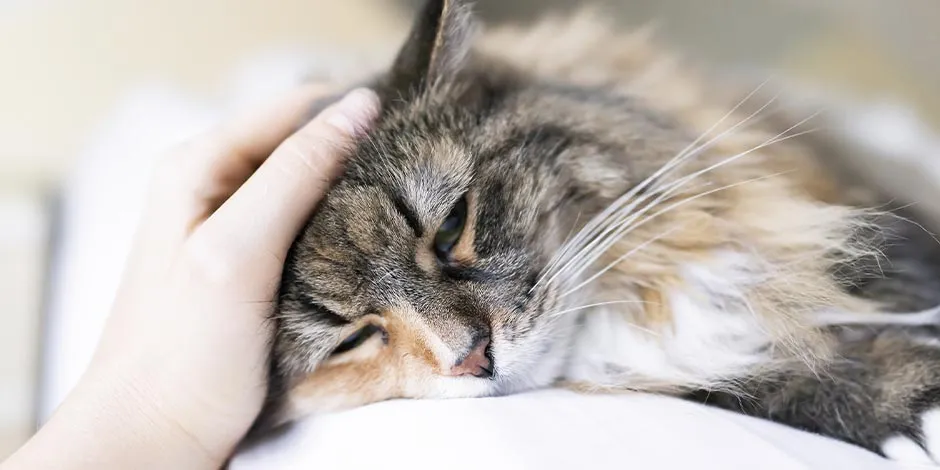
[1,86,380,470]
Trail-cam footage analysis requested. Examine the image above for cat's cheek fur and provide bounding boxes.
[280,305,497,421]
[488,313,581,395]
[280,307,576,422]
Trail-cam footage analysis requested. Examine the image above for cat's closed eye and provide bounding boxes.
[330,324,385,356]
[434,195,468,262]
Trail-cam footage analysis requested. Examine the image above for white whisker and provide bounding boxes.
[376,268,398,284]
[560,223,688,298]
[549,300,661,335]
[539,92,785,292]
[562,171,790,295]
[557,116,818,290]
[533,210,583,292]
[538,90,820,324]
[557,179,710,287]
[534,82,777,292]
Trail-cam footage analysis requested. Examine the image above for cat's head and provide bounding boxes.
[257,0,824,431]
[257,0,697,429]
[263,0,594,426]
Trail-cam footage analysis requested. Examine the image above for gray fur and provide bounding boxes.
[247,0,940,460]
[693,211,940,456]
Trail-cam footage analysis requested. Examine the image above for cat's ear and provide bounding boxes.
[385,0,477,96]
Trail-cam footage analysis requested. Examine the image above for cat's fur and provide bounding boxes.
[253,0,940,461]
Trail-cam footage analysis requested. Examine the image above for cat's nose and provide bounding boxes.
[448,336,493,378]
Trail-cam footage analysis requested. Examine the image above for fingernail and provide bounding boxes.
[327,88,380,136]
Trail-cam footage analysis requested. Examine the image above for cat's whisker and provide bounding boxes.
[559,223,688,299]
[540,91,783,291]
[551,190,685,292]
[542,169,704,292]
[562,172,791,296]
[538,83,776,286]
[677,125,818,190]
[556,153,749,288]
[376,268,399,284]
[557,177,713,288]
[641,93,782,197]
[547,300,661,334]
[557,119,818,290]
[603,91,783,224]
[533,210,583,293]
[630,119,818,219]
[613,123,819,241]
[570,119,819,269]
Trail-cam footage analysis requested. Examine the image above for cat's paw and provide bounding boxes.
[882,407,940,465]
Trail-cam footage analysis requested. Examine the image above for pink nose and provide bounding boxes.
[448,337,493,378]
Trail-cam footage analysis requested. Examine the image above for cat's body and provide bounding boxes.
[254,0,940,462]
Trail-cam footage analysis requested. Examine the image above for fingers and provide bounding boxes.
[211,83,339,166]
[150,84,337,223]
[193,88,380,270]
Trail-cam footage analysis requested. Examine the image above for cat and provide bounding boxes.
[250,0,940,462]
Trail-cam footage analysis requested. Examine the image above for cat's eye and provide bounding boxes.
[330,324,384,356]
[434,195,468,261]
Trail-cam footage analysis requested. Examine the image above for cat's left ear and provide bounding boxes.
[384,0,478,97]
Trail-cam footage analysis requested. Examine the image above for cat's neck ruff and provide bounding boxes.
[564,250,778,392]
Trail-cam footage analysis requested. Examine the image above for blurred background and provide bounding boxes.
[1,0,938,459]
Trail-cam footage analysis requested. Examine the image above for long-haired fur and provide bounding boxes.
[248,1,940,461]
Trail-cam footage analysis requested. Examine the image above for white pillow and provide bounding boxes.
[231,390,893,470]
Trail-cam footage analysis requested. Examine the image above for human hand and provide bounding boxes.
[3,85,380,470]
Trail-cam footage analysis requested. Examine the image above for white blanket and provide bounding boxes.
[232,391,894,470]
[42,56,932,469]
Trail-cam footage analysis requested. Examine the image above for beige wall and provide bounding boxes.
[0,0,408,189]
[3,0,939,191]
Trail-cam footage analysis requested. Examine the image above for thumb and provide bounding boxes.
[197,88,380,261]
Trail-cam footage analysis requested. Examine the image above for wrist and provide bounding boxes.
[4,370,221,470]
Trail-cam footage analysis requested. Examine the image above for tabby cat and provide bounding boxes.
[252,0,940,462]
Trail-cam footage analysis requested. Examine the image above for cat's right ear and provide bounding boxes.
[294,0,476,126]
[383,0,477,98]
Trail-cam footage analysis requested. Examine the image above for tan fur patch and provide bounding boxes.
[638,285,671,326]
[286,308,442,418]
[451,190,478,264]
[415,242,437,273]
